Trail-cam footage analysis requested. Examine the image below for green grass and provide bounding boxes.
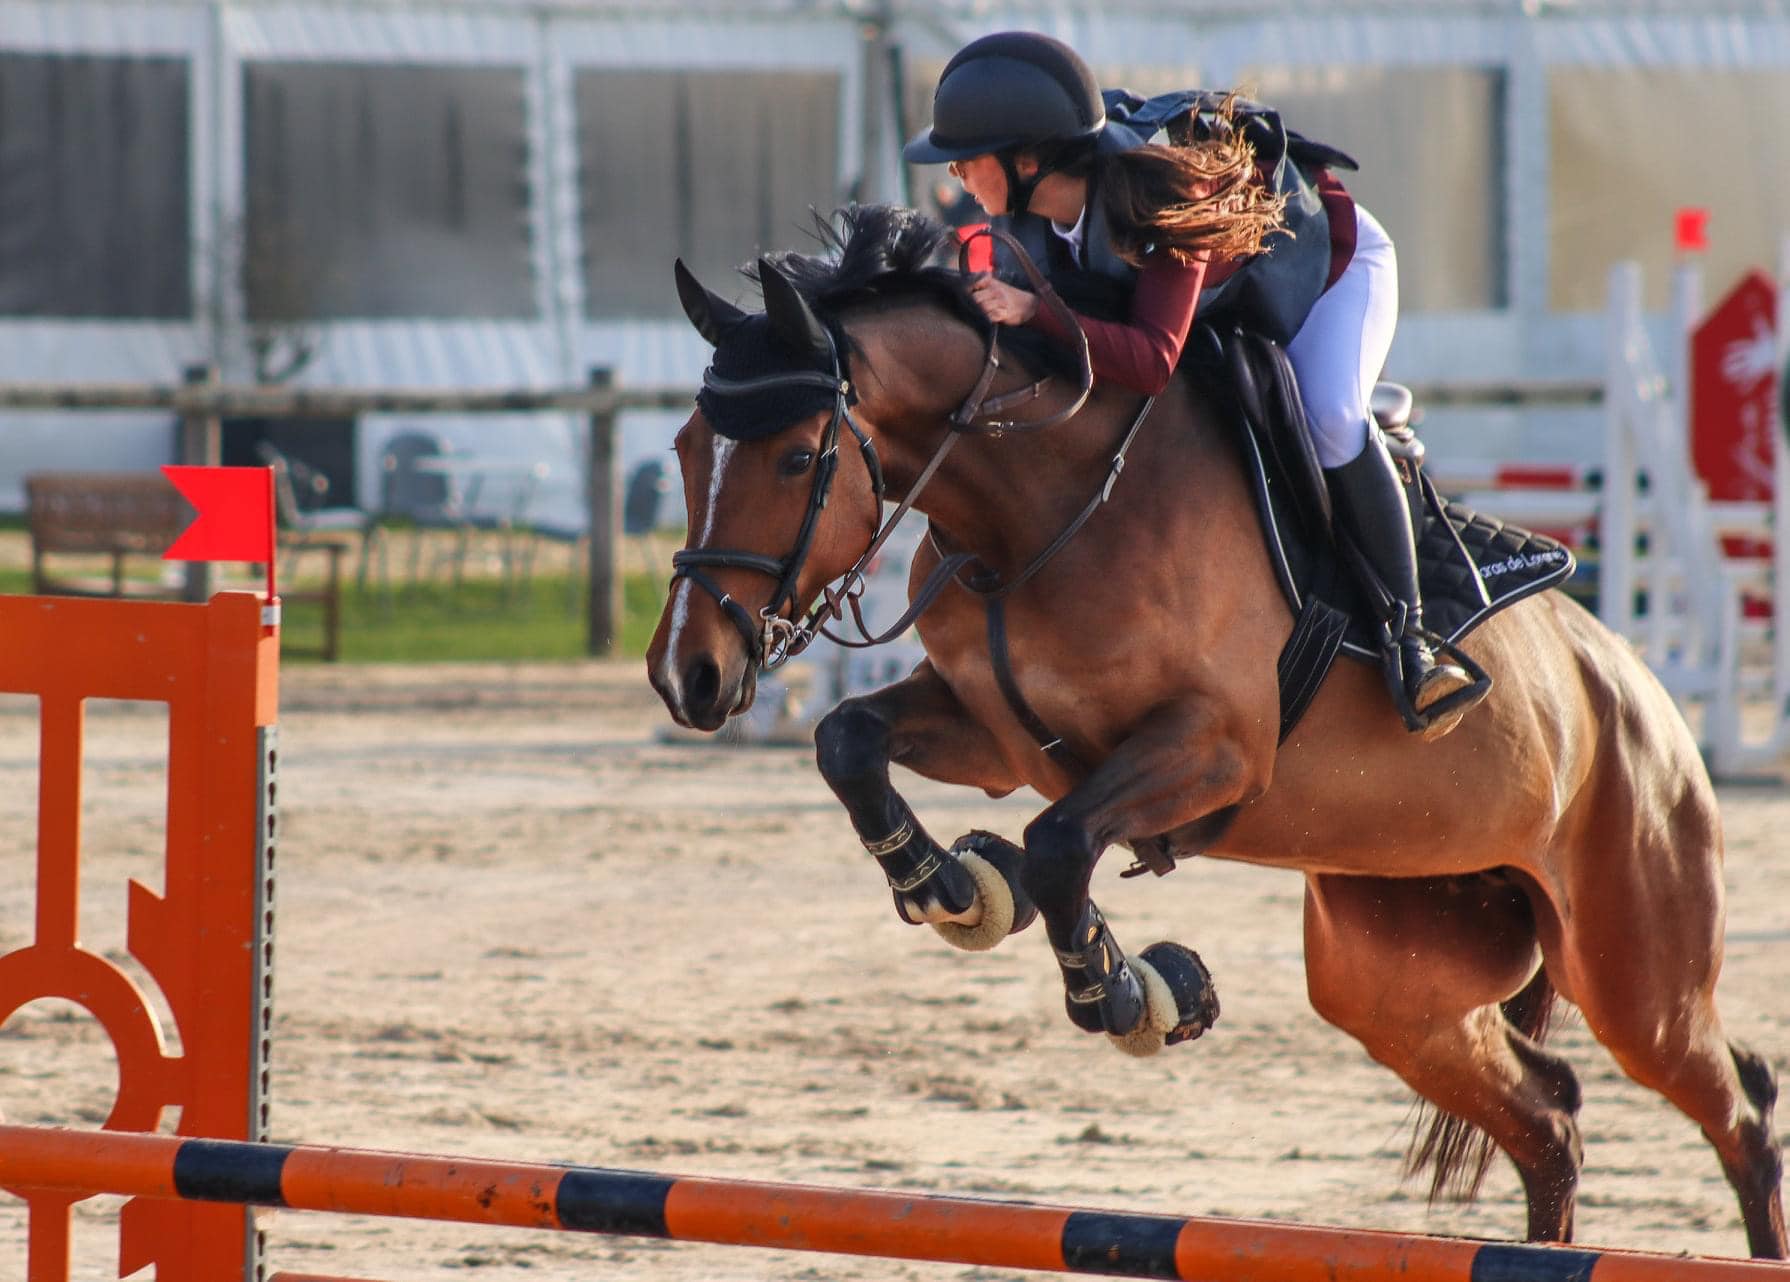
[0,567,671,664]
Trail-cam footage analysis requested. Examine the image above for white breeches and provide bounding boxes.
[1284,204,1398,469]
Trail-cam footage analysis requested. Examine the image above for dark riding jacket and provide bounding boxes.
[1004,89,1359,383]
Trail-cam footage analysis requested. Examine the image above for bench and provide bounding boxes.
[25,473,186,598]
[24,471,347,661]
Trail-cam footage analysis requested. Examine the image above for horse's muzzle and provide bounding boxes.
[649,647,758,732]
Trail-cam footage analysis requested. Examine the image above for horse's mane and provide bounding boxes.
[750,204,979,322]
[747,203,1066,377]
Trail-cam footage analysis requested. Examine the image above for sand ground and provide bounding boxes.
[0,657,1786,1280]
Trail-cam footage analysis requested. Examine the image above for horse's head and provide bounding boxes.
[647,255,890,730]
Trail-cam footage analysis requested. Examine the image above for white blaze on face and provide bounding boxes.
[658,434,738,691]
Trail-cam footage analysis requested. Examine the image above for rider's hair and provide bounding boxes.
[1018,93,1287,268]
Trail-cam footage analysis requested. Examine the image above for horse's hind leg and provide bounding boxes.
[1547,795,1787,1258]
[1725,1043,1787,1256]
[1570,960,1784,1257]
[1303,872,1585,1241]
[814,660,1034,948]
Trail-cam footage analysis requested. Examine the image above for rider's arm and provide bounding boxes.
[1025,254,1209,396]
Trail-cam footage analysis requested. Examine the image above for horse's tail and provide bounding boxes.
[1403,964,1560,1204]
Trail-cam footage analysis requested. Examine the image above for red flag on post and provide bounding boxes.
[160,465,278,600]
[1675,207,1710,254]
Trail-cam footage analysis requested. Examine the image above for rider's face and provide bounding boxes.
[947,154,1008,217]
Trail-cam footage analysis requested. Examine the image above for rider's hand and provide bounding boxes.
[967,273,1039,326]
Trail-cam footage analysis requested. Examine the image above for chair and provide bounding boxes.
[624,459,672,536]
[377,430,475,584]
[255,440,381,588]
[464,460,548,593]
[514,512,587,615]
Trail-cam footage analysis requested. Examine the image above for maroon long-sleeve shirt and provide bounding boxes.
[1025,171,1358,396]
[1028,255,1208,395]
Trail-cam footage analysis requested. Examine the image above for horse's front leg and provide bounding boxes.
[1023,695,1264,1056]
[814,660,1035,951]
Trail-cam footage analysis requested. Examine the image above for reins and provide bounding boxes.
[945,227,1092,434]
[671,227,1133,673]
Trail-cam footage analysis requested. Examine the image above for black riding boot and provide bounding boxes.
[1326,431,1489,735]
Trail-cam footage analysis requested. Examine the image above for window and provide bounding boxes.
[576,69,842,318]
[1549,68,1790,311]
[1243,65,1508,312]
[244,62,534,320]
[0,53,191,319]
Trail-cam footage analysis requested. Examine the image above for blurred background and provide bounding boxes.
[0,0,1786,615]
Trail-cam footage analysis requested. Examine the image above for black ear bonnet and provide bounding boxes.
[695,315,846,443]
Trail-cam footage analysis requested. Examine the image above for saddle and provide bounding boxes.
[1185,324,1576,743]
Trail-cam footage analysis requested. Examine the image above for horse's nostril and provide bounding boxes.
[684,656,722,713]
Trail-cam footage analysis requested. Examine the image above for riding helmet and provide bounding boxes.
[903,31,1106,164]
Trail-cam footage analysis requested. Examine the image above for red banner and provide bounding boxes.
[1691,271,1778,504]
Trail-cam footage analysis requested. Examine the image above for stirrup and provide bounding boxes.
[1382,628,1491,735]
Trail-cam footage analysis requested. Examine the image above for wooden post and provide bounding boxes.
[585,368,620,657]
[180,364,222,603]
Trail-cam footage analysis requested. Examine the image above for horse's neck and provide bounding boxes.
[855,302,1238,576]
[907,380,1229,581]
[855,297,1260,583]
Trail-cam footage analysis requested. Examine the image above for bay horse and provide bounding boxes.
[645,204,1785,1257]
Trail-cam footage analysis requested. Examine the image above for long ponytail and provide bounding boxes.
[1097,94,1287,267]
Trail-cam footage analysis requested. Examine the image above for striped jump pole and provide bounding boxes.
[2,1126,1785,1282]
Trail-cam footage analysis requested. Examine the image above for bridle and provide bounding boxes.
[669,228,1100,671]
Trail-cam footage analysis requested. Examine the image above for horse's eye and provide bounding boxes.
[779,448,816,477]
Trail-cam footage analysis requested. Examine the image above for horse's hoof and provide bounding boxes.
[1106,943,1219,1058]
[1107,953,1180,1058]
[930,850,1011,951]
[1140,941,1220,1046]
[956,831,1039,933]
[889,843,978,925]
[930,832,1036,952]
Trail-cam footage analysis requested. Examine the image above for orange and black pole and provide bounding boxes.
[2,1125,1786,1281]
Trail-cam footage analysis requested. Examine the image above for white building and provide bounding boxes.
[2,0,1787,526]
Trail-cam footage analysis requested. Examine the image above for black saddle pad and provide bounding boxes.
[1416,502,1577,648]
[1236,417,1576,667]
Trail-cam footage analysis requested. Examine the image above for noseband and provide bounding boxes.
[671,229,1095,671]
[670,324,879,668]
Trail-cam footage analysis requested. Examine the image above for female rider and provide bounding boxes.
[904,31,1484,734]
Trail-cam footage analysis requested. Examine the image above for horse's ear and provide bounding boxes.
[758,257,830,357]
[674,258,745,347]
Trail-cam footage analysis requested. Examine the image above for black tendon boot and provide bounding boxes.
[1326,431,1490,737]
